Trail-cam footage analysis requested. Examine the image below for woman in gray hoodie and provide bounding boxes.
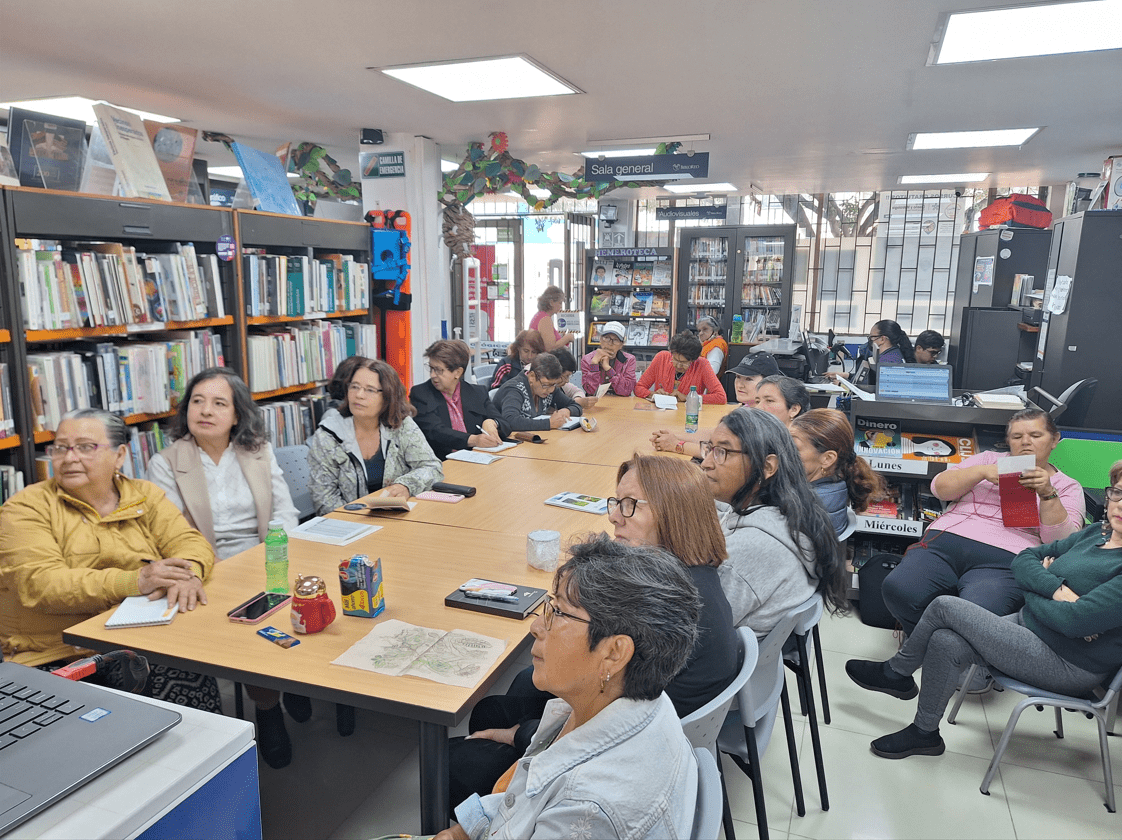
[700,407,848,637]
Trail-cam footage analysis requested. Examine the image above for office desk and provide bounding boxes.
[341,458,618,539]
[64,519,553,834]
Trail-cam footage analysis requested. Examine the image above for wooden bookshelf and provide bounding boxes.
[26,317,235,343]
[33,409,178,444]
[0,435,21,451]
[251,381,326,401]
[27,325,128,342]
[127,316,235,332]
[247,309,367,326]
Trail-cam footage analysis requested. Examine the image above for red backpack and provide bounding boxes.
[978,193,1052,230]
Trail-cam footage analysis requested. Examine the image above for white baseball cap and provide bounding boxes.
[600,321,626,340]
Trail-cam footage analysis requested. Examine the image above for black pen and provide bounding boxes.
[464,591,520,604]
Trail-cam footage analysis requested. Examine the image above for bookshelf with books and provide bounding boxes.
[0,186,241,480]
[585,247,674,359]
[235,210,376,398]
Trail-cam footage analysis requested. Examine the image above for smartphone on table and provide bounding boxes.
[228,591,292,624]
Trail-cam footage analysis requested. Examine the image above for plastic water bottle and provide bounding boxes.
[685,386,700,434]
[265,519,289,594]
[730,314,744,343]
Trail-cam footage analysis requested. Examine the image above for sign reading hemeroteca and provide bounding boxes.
[583,153,709,183]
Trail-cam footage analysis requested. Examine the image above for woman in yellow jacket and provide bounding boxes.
[0,409,218,708]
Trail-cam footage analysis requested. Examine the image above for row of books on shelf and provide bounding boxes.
[687,261,728,283]
[862,480,943,524]
[27,329,226,432]
[590,289,671,318]
[743,238,785,256]
[689,287,727,306]
[743,256,784,281]
[688,238,729,259]
[260,394,329,449]
[589,320,670,347]
[17,240,226,331]
[243,252,369,318]
[0,465,25,505]
[741,283,782,306]
[247,320,378,393]
[0,364,15,439]
[590,260,671,287]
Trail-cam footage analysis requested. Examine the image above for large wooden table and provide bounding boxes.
[63,394,740,833]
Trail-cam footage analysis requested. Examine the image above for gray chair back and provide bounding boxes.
[274,444,314,521]
[681,627,758,760]
[691,747,723,840]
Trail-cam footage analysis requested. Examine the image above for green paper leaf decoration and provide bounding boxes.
[484,160,501,177]
[469,146,484,161]
[472,178,486,193]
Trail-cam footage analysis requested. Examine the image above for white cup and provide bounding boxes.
[527,530,561,572]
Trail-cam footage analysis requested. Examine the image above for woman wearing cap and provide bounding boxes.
[530,285,577,353]
[635,331,726,404]
[697,315,728,377]
[580,321,636,397]
[914,330,946,364]
[650,352,779,456]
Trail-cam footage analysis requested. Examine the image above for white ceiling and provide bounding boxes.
[2,0,1120,198]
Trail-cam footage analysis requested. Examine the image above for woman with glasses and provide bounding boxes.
[634,331,727,404]
[447,455,737,811]
[828,319,915,385]
[0,408,219,707]
[146,367,303,767]
[697,315,728,377]
[701,408,848,636]
[846,460,1122,760]
[410,340,510,460]
[438,537,701,840]
[493,353,583,432]
[307,357,442,515]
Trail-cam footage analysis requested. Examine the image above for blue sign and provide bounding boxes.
[655,205,727,220]
[584,152,709,183]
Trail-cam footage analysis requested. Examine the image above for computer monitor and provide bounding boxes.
[876,363,953,404]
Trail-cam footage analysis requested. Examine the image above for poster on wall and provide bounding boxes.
[972,256,994,294]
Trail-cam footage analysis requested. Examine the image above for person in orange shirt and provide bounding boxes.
[634,331,727,404]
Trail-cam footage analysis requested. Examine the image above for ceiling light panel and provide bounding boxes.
[664,182,737,193]
[378,55,580,102]
[909,128,1040,150]
[933,1,1122,63]
[577,147,657,158]
[0,96,179,124]
[899,173,989,185]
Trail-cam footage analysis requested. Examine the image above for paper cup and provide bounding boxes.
[527,529,561,572]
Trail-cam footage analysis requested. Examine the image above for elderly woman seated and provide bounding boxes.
[0,409,218,709]
[437,537,702,840]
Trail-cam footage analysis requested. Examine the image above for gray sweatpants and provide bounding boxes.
[888,595,1109,732]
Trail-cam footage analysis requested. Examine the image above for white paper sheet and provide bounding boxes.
[289,517,382,545]
[653,394,678,410]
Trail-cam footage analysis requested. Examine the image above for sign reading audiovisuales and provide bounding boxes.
[360,150,406,178]
[655,205,727,220]
[584,153,709,183]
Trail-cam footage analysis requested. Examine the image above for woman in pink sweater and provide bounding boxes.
[635,331,727,404]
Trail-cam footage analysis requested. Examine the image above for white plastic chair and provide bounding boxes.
[681,627,758,840]
[692,747,724,840]
[472,363,496,387]
[716,611,803,840]
[782,595,829,815]
[274,444,314,521]
[949,661,1122,812]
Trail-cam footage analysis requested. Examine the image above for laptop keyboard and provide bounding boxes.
[0,679,86,750]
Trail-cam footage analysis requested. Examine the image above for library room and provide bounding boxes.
[1,1,1120,839]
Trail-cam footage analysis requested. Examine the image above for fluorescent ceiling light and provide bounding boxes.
[899,173,988,185]
[441,159,459,172]
[909,128,1040,150]
[0,96,179,124]
[664,182,737,193]
[933,1,1122,63]
[578,147,657,158]
[587,133,710,145]
[209,165,299,180]
[377,55,580,102]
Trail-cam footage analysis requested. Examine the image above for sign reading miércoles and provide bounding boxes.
[360,151,406,178]
[655,205,727,220]
[583,152,709,183]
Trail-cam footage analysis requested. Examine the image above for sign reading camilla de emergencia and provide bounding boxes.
[584,152,709,183]
[655,205,727,221]
[360,150,406,178]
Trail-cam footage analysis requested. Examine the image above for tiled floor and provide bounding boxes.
[237,610,1120,839]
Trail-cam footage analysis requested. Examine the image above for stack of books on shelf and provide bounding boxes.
[247,320,377,393]
[16,240,226,329]
[243,252,369,317]
[26,330,226,431]
[259,395,328,448]
[0,363,15,440]
[741,283,782,306]
[125,421,169,481]
[0,465,25,505]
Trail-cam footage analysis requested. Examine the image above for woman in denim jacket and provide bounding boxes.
[437,537,702,840]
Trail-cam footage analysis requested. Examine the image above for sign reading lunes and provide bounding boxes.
[583,153,709,182]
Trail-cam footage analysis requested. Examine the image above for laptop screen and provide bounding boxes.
[876,363,952,404]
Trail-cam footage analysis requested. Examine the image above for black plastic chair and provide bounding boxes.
[1030,378,1098,428]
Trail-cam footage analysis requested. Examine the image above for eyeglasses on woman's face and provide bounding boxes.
[45,442,111,459]
[540,593,592,631]
[1105,486,1122,503]
[606,496,649,518]
[348,383,383,397]
[699,439,746,465]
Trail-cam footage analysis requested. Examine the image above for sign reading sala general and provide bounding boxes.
[584,153,709,183]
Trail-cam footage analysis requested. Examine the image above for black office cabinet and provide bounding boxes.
[957,307,1033,392]
[675,224,796,340]
[949,228,1051,385]
[1030,210,1122,431]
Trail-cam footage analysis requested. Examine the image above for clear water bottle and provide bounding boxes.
[265,519,289,594]
[730,314,744,343]
[685,386,700,434]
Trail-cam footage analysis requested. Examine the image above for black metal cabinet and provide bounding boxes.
[1030,210,1122,431]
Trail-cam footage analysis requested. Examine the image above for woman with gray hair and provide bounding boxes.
[437,536,702,840]
[697,315,728,377]
[754,374,811,426]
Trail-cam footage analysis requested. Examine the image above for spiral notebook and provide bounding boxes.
[104,596,177,628]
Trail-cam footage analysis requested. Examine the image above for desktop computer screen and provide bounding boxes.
[876,363,953,404]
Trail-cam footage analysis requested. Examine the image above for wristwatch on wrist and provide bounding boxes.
[674,440,686,454]
[1039,490,1059,501]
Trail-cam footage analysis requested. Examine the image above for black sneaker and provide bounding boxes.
[255,703,293,769]
[870,724,945,759]
[282,692,312,723]
[845,659,919,700]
